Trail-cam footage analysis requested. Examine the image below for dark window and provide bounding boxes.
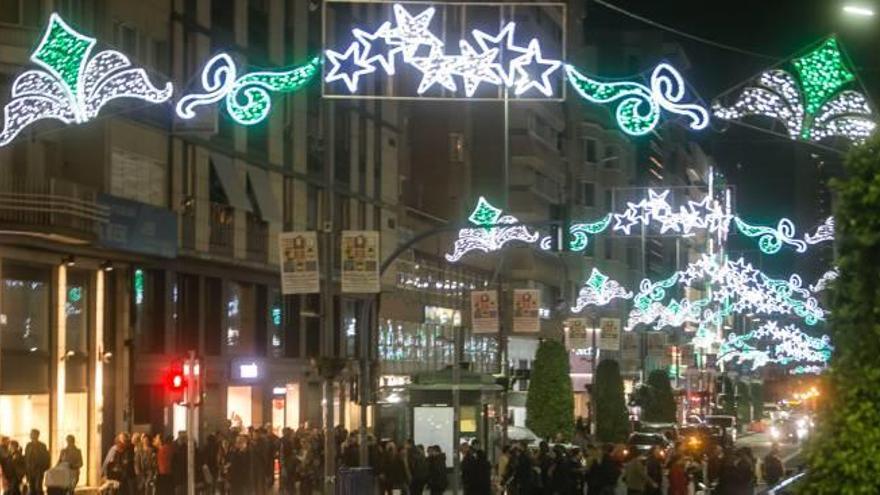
[133,269,165,354]
[335,110,351,185]
[211,0,235,47]
[582,182,595,207]
[604,146,619,169]
[255,285,268,356]
[604,190,613,211]
[583,138,597,163]
[204,277,222,356]
[247,0,269,65]
[284,295,301,358]
[305,317,320,358]
[604,238,613,260]
[0,262,51,393]
[176,274,200,353]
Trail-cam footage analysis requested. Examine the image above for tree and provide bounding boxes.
[640,369,677,423]
[800,135,880,493]
[750,381,764,421]
[526,339,574,441]
[594,359,630,443]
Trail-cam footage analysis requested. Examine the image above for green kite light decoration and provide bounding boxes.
[0,13,173,147]
[176,53,321,126]
[571,268,633,313]
[713,37,875,144]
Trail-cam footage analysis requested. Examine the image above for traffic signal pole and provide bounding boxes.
[184,351,199,495]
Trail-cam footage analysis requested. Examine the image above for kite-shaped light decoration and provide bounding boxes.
[565,63,708,136]
[713,37,876,144]
[445,197,540,262]
[571,268,633,313]
[805,216,834,245]
[810,268,839,293]
[0,13,173,147]
[176,53,320,125]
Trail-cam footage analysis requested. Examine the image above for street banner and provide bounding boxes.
[621,332,639,360]
[341,230,380,293]
[278,231,320,294]
[646,331,667,355]
[681,344,696,367]
[598,318,621,351]
[564,318,589,349]
[512,289,541,333]
[470,290,499,334]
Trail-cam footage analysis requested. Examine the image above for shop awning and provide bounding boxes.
[210,153,252,212]
[247,166,282,223]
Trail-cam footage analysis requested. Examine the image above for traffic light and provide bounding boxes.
[167,361,186,404]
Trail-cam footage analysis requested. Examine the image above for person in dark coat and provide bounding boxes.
[25,429,50,495]
[762,444,784,487]
[102,433,134,495]
[513,445,538,495]
[171,432,189,494]
[426,446,448,495]
[6,440,25,495]
[227,435,252,495]
[645,446,663,495]
[464,449,491,495]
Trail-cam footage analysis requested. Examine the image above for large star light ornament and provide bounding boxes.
[352,21,403,75]
[0,13,172,147]
[325,42,376,93]
[471,23,529,86]
[456,41,502,97]
[513,40,562,97]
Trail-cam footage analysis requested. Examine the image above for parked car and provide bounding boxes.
[637,422,679,442]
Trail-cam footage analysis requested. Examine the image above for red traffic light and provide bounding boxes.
[167,368,186,392]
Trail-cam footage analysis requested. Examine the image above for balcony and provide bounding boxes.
[180,206,195,250]
[245,212,269,263]
[0,174,108,243]
[209,202,234,257]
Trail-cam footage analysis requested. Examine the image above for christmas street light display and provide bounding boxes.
[444,197,540,262]
[324,4,563,98]
[713,37,876,144]
[718,321,832,371]
[0,13,173,147]
[565,63,709,136]
[790,364,826,375]
[810,268,839,293]
[176,53,321,126]
[571,268,633,313]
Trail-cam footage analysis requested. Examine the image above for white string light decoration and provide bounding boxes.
[323,4,563,98]
[571,268,633,313]
[0,13,172,147]
[445,197,540,262]
[719,320,833,371]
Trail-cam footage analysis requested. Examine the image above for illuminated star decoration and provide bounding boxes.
[611,190,731,236]
[176,53,320,125]
[325,4,562,98]
[719,320,833,371]
[565,62,708,136]
[445,196,540,262]
[571,268,633,313]
[513,40,563,97]
[325,42,376,93]
[0,13,173,147]
[713,37,876,144]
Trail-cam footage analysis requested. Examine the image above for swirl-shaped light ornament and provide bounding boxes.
[176,53,321,126]
[564,63,708,136]
[734,217,807,254]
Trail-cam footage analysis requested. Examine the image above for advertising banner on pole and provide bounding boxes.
[512,289,541,333]
[598,318,621,351]
[278,231,320,294]
[621,332,639,360]
[564,317,589,350]
[341,230,380,293]
[470,290,499,334]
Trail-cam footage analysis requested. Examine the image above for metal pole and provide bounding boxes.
[591,313,598,435]
[323,99,337,493]
[359,299,372,466]
[452,321,462,495]
[186,351,195,495]
[499,284,508,450]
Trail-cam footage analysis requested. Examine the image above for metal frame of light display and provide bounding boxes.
[718,321,833,371]
[713,37,876,144]
[0,13,173,147]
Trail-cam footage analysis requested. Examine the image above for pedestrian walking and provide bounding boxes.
[58,435,83,492]
[25,429,50,495]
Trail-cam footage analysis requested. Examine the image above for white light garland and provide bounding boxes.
[805,216,834,245]
[719,320,832,371]
[445,197,540,262]
[810,268,839,292]
[0,13,172,147]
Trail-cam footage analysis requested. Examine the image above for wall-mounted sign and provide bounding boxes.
[512,289,541,333]
[598,318,621,351]
[230,359,263,381]
[279,231,320,294]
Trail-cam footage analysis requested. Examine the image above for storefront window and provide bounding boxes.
[269,289,282,358]
[0,262,51,446]
[227,282,242,348]
[64,271,89,471]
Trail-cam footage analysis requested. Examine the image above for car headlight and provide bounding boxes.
[796,418,806,429]
[797,427,808,439]
[770,426,780,439]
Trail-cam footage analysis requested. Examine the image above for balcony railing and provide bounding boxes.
[245,212,269,263]
[0,174,108,241]
[209,202,234,257]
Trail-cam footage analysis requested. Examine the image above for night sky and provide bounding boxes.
[584,0,874,277]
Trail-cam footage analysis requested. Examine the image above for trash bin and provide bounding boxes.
[336,467,375,495]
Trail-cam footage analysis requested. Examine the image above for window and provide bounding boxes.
[583,137,598,163]
[449,133,465,162]
[133,268,165,354]
[604,145,619,169]
[604,237,613,260]
[226,282,242,349]
[604,190,613,211]
[581,182,595,207]
[116,23,139,55]
[1,263,51,393]
[0,0,42,27]
[111,149,167,207]
[204,278,222,356]
[269,289,283,358]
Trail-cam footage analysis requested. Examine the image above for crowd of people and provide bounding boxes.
[0,421,787,495]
